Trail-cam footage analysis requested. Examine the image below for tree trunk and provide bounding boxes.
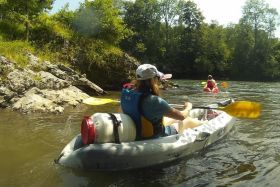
[25,0,29,41]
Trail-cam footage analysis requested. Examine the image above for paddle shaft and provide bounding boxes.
[170,101,261,119]
[83,97,260,119]
[169,104,214,110]
[201,81,228,89]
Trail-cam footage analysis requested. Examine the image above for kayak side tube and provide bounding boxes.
[57,109,235,171]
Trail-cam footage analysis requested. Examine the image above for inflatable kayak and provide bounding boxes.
[56,99,235,171]
[203,87,219,94]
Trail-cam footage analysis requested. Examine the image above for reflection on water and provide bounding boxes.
[0,80,280,186]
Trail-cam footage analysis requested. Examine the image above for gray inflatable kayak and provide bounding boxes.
[56,99,235,171]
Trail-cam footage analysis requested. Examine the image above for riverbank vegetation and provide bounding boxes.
[0,0,280,89]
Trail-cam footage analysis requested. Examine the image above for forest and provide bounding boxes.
[0,0,280,89]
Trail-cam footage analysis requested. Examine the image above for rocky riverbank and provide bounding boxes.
[0,53,107,113]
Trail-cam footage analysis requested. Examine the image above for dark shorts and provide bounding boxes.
[164,126,178,136]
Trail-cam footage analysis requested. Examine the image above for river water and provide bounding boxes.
[0,80,279,187]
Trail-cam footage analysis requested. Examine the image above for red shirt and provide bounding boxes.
[207,80,215,89]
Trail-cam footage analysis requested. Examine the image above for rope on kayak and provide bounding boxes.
[54,153,64,164]
[108,113,121,144]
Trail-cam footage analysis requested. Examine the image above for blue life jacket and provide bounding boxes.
[121,88,166,139]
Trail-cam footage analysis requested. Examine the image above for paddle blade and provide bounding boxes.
[83,97,119,105]
[221,101,261,119]
[221,81,228,89]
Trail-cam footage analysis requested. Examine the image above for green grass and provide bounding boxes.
[0,40,34,68]
[0,40,71,70]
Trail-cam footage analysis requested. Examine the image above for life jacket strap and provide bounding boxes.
[108,113,121,144]
[153,119,164,137]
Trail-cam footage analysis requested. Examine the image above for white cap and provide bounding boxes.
[136,64,172,80]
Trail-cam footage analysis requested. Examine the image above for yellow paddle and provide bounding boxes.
[83,97,261,119]
[83,97,119,105]
[170,101,261,119]
[221,81,229,89]
[201,81,228,88]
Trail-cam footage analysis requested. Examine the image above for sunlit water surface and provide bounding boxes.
[0,80,279,187]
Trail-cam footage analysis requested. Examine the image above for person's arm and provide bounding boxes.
[212,79,217,87]
[166,102,192,118]
[203,83,207,89]
[165,107,185,120]
[147,96,192,125]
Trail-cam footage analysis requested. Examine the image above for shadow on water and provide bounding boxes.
[56,154,213,187]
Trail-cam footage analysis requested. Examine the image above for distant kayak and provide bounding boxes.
[203,87,220,94]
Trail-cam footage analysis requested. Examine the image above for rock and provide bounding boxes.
[74,77,107,95]
[46,63,105,95]
[0,56,15,70]
[0,86,14,97]
[41,86,89,106]
[0,53,107,113]
[12,88,57,113]
[7,69,36,93]
[35,71,70,90]
[46,64,72,81]
[12,87,89,113]
[27,52,40,67]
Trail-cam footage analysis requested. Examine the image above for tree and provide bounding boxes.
[265,8,279,38]
[264,41,280,79]
[230,23,255,80]
[174,0,204,78]
[241,0,278,44]
[158,0,184,46]
[180,0,204,31]
[121,0,162,63]
[232,0,280,80]
[0,0,53,41]
[74,0,131,45]
[193,23,231,78]
[52,3,75,28]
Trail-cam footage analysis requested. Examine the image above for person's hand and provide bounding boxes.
[184,102,192,111]
[180,102,192,118]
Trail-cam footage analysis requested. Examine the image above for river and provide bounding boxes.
[0,80,279,187]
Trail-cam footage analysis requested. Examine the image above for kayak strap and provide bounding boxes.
[108,113,121,144]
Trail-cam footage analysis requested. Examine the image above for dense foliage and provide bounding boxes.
[120,0,280,81]
[0,0,280,89]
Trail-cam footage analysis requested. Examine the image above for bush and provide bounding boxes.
[73,37,138,89]
[0,20,25,40]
